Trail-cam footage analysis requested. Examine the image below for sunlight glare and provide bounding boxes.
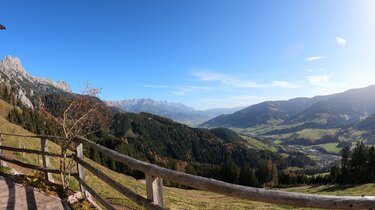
[365,0,375,23]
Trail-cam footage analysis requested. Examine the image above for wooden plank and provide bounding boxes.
[74,142,90,199]
[41,138,54,182]
[0,132,67,141]
[75,176,116,210]
[0,154,61,174]
[0,145,69,158]
[74,156,165,210]
[75,135,375,209]
[146,174,164,207]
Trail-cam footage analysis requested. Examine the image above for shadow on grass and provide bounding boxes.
[312,184,357,193]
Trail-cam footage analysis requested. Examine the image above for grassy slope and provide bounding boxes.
[0,99,13,117]
[0,101,368,210]
[270,129,339,144]
[315,142,341,154]
[283,184,375,196]
[241,135,277,152]
[266,128,342,154]
[0,113,301,210]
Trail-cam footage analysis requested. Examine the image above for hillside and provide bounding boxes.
[338,114,375,144]
[200,86,375,138]
[106,112,315,172]
[199,86,375,163]
[200,97,325,129]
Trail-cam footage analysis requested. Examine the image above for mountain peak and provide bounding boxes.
[0,55,71,93]
[0,55,73,108]
[1,55,29,78]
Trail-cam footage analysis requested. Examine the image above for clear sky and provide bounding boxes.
[1,0,375,110]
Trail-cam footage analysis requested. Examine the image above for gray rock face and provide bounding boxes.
[0,55,71,108]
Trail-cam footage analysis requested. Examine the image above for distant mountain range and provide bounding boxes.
[200,85,375,134]
[105,99,243,125]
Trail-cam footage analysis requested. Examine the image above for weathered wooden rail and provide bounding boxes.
[0,132,375,210]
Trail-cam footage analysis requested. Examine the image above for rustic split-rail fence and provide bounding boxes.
[0,132,374,209]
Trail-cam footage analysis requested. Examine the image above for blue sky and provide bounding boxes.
[1,0,375,110]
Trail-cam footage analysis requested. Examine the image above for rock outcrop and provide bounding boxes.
[0,55,71,108]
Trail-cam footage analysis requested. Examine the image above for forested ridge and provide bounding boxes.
[1,89,317,187]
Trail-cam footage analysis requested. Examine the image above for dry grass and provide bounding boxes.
[0,99,13,117]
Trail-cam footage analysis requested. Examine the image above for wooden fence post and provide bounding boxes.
[75,142,90,199]
[41,138,54,182]
[145,174,164,207]
[0,134,4,167]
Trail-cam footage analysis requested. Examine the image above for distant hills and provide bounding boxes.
[105,98,243,125]
[199,85,375,155]
[200,85,375,133]
[338,113,375,145]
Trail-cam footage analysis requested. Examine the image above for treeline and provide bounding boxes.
[278,142,375,186]
[8,106,62,135]
[0,82,19,106]
[0,81,61,135]
[279,170,332,186]
[88,144,280,188]
[187,159,278,188]
[330,142,375,184]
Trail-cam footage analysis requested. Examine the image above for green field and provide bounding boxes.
[270,128,339,143]
[284,184,375,196]
[241,135,277,152]
[316,142,341,154]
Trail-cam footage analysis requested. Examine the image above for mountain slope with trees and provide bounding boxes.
[201,86,375,134]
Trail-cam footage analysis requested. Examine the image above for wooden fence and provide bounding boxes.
[0,132,374,209]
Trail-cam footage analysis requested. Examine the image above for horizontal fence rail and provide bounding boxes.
[0,154,62,174]
[0,133,78,180]
[0,145,69,158]
[74,136,375,209]
[1,132,375,210]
